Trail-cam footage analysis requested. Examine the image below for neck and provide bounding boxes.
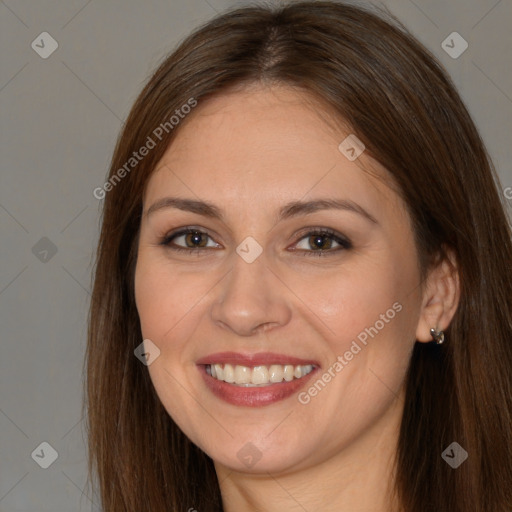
[215,391,404,512]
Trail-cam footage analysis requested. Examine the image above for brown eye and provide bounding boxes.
[161,228,220,252]
[183,231,208,248]
[294,229,352,256]
[307,233,335,250]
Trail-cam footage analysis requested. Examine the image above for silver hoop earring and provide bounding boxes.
[430,328,445,345]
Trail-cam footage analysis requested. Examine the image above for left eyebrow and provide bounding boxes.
[277,198,378,224]
[144,196,378,225]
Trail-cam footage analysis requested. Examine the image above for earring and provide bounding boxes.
[430,328,445,344]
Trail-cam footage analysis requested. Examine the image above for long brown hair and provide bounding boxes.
[84,2,512,510]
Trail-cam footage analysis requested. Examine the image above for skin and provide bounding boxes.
[134,84,459,512]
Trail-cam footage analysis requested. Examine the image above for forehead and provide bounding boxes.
[144,85,403,220]
[162,85,347,165]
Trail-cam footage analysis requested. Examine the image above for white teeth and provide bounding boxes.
[251,366,269,384]
[283,365,294,382]
[234,365,251,384]
[269,364,284,383]
[207,363,314,386]
[214,364,224,380]
[224,364,235,383]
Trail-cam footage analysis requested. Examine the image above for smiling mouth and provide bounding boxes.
[205,363,315,387]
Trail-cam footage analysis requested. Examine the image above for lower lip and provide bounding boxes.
[198,365,318,407]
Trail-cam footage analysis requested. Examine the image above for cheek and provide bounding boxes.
[134,255,207,430]
[135,261,170,340]
[297,254,419,402]
[293,259,411,346]
[134,253,205,342]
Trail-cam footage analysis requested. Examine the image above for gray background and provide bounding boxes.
[1,0,511,510]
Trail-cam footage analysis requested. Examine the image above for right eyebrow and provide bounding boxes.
[145,197,223,220]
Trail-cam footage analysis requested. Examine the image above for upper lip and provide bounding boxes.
[196,351,319,367]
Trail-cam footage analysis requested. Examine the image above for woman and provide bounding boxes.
[84,1,512,511]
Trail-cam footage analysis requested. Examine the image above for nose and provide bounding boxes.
[210,254,292,337]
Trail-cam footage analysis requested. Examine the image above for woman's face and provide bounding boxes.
[135,85,425,474]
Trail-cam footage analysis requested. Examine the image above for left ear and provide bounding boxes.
[415,250,460,343]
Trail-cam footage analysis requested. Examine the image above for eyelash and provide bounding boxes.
[160,227,352,257]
